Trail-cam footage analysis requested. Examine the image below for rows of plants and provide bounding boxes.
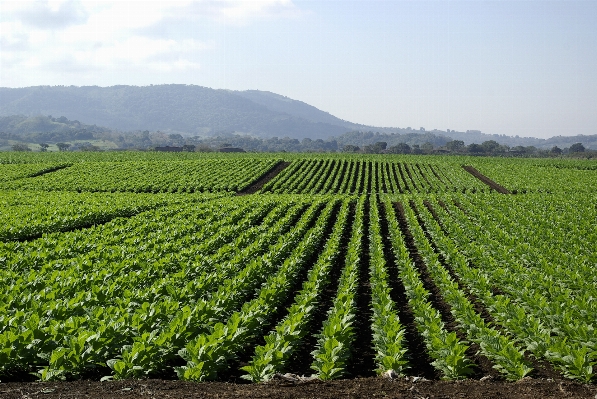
[1,153,596,384]
[1,159,280,193]
[0,191,226,241]
[415,193,596,382]
[472,158,597,193]
[1,191,596,383]
[260,159,489,194]
[0,195,334,379]
[392,197,531,380]
[0,163,71,182]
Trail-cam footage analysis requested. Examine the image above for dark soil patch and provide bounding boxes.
[237,161,291,195]
[462,166,511,194]
[2,377,595,399]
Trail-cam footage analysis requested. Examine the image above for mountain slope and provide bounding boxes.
[233,90,365,130]
[0,85,354,139]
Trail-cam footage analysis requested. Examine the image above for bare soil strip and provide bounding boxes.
[462,165,511,194]
[4,372,594,398]
[237,161,291,195]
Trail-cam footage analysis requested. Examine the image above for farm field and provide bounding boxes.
[0,153,596,398]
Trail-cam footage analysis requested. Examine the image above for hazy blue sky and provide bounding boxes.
[1,1,596,138]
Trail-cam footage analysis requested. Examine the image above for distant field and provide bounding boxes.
[0,153,596,387]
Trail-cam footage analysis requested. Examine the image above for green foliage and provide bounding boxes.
[0,154,595,384]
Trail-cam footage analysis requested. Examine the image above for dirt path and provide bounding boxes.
[237,161,291,195]
[462,166,511,194]
[1,377,595,399]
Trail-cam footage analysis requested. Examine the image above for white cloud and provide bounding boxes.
[0,0,300,86]
[176,0,302,26]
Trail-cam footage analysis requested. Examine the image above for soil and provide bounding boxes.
[237,161,291,195]
[461,166,511,194]
[1,377,595,399]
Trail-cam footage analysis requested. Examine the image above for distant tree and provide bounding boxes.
[481,140,501,153]
[56,142,71,151]
[550,146,563,155]
[12,143,31,152]
[446,140,465,152]
[342,144,360,153]
[421,142,434,153]
[374,141,387,151]
[569,143,585,153]
[39,143,50,152]
[195,144,213,152]
[467,143,485,153]
[525,146,538,154]
[182,144,196,152]
[411,144,423,155]
[387,143,411,154]
[363,141,387,154]
[80,144,101,152]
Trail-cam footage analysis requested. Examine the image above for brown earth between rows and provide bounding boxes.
[237,161,291,195]
[1,377,595,399]
[462,166,511,194]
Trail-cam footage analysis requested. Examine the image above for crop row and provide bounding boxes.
[0,193,595,382]
[472,158,597,194]
[0,163,71,182]
[1,159,280,193]
[0,190,227,242]
[416,193,596,381]
[261,160,489,194]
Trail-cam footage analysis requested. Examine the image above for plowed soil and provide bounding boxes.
[462,166,511,194]
[1,377,596,399]
[237,161,291,194]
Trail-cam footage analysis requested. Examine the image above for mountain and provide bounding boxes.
[0,85,365,139]
[233,90,365,130]
[1,85,595,149]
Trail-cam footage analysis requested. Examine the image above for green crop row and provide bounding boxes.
[0,190,227,241]
[261,160,489,194]
[1,159,280,193]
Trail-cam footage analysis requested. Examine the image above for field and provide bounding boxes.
[0,153,596,398]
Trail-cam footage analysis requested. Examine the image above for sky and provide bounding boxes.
[1,0,596,139]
